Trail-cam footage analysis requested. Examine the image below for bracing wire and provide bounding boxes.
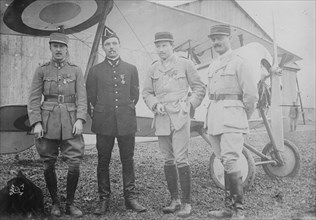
[70,32,153,59]
[113,0,153,61]
[70,33,105,59]
[66,0,167,61]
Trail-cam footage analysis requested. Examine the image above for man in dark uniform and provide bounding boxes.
[86,28,146,215]
[28,32,87,217]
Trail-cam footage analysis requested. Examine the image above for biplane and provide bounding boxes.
[0,0,301,189]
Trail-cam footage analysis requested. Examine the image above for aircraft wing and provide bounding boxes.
[0,0,112,36]
[0,105,34,154]
[1,0,301,65]
[0,105,203,154]
[101,1,300,65]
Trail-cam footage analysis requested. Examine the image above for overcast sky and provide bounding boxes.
[153,0,315,109]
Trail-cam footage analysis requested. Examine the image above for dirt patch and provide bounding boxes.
[0,128,315,219]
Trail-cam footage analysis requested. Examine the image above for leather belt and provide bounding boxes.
[210,94,242,101]
[44,95,76,103]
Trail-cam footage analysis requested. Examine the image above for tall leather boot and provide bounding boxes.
[94,163,111,215]
[229,171,244,220]
[177,165,192,218]
[162,164,181,214]
[65,167,83,217]
[208,171,234,218]
[44,165,61,217]
[123,159,147,213]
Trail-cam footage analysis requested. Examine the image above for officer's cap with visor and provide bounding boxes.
[154,32,174,43]
[102,26,120,44]
[49,33,69,47]
[208,24,231,38]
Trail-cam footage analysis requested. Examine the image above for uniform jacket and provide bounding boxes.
[142,54,206,136]
[206,49,258,135]
[86,58,139,136]
[28,60,87,140]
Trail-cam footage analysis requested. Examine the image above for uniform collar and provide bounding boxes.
[159,53,176,72]
[209,49,232,72]
[106,56,120,67]
[218,49,233,61]
[52,58,67,68]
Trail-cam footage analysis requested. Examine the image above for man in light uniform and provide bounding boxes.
[206,25,258,219]
[28,32,87,217]
[142,32,205,217]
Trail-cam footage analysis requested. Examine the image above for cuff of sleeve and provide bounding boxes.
[189,96,199,109]
[31,121,42,127]
[76,113,87,123]
[244,103,255,119]
[29,116,42,127]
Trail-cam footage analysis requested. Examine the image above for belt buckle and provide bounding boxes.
[58,95,64,103]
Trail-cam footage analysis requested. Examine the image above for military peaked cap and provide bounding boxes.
[208,24,231,38]
[154,32,174,43]
[49,33,69,46]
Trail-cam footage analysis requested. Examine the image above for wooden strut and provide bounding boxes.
[196,125,279,166]
[259,107,284,165]
[84,0,114,81]
[238,34,244,46]
[296,77,306,124]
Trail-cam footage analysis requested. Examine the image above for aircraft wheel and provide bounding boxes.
[262,139,301,177]
[209,148,256,191]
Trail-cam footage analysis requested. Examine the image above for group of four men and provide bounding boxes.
[27,24,258,219]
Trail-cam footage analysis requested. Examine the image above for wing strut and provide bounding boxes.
[296,77,306,124]
[84,0,114,80]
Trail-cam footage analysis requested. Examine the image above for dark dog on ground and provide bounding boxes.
[0,170,44,217]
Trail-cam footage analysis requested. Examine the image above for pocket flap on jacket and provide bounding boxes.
[151,71,161,80]
[221,65,235,76]
[174,72,186,79]
[41,104,55,111]
[66,104,77,112]
[43,75,57,82]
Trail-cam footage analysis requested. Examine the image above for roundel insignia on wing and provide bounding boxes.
[3,0,110,36]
